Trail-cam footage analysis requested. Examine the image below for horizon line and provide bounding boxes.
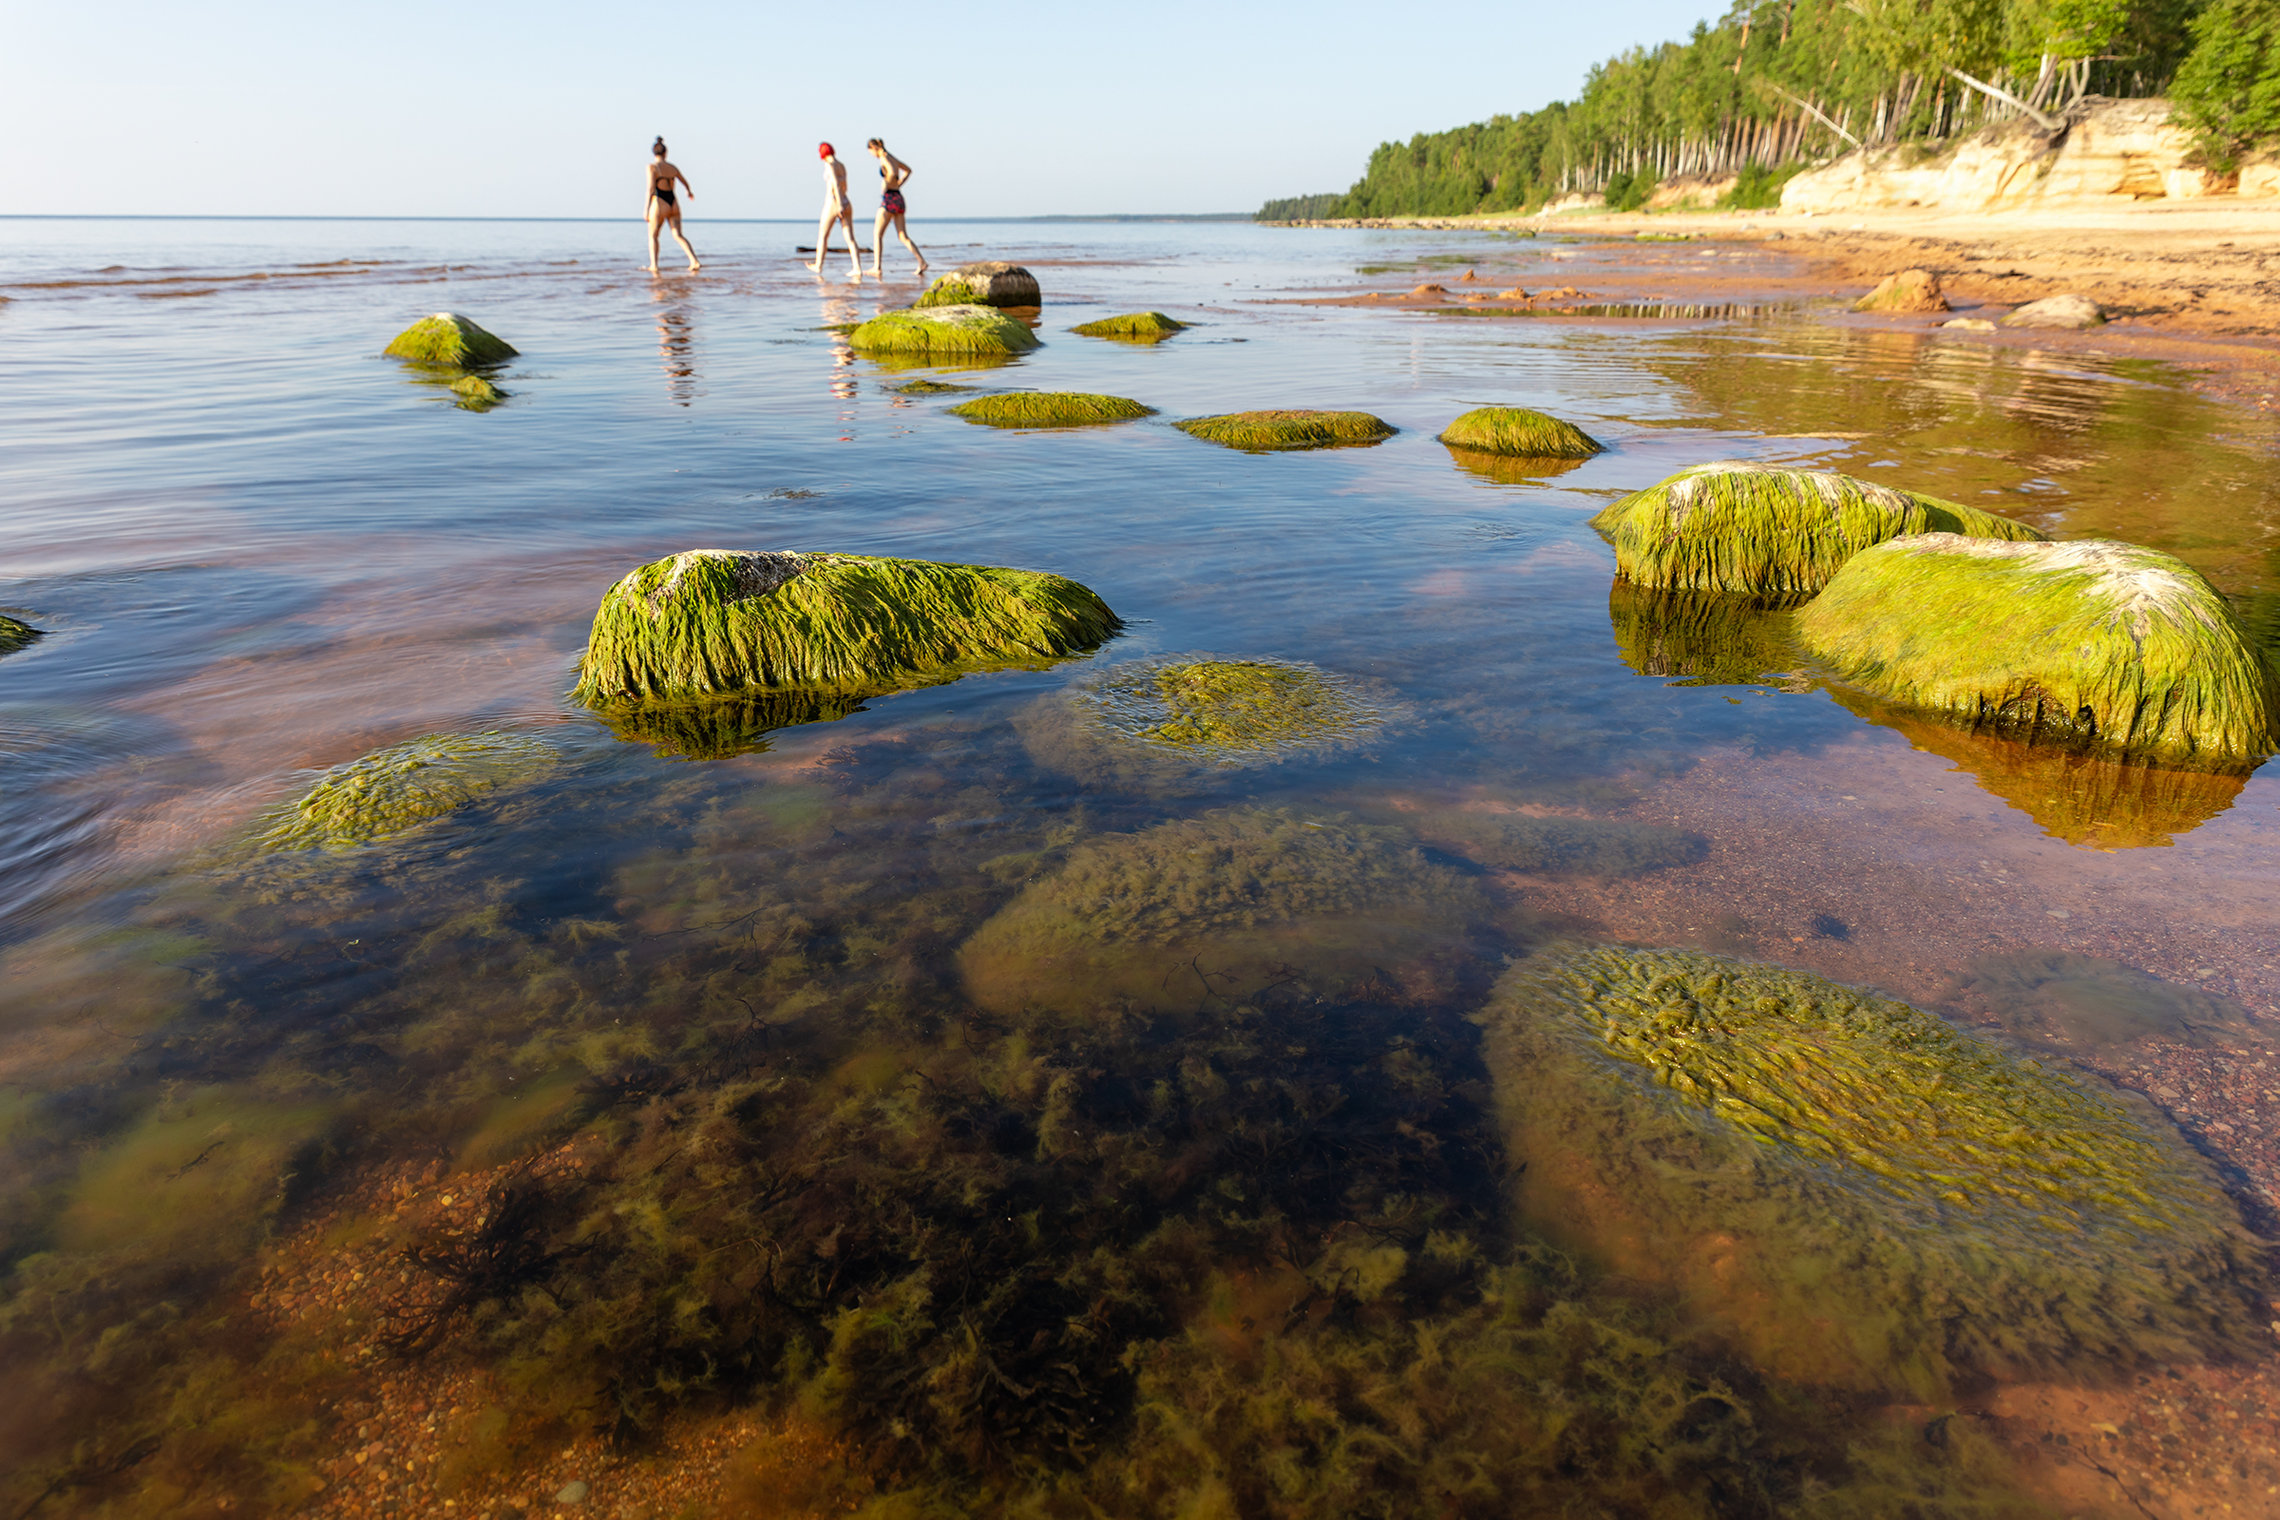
[0,212,1260,225]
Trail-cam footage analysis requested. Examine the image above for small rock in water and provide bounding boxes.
[554,1481,589,1506]
[1852,268,1950,314]
[1808,913,1850,940]
[1410,283,1448,297]
[1942,318,1997,331]
[2001,293,2105,329]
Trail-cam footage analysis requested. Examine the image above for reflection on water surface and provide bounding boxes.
[1,217,2277,1518]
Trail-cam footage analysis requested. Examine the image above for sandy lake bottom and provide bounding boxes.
[3,217,2279,1518]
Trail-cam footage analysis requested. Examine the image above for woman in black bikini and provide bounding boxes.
[646,137,701,275]
[867,139,927,279]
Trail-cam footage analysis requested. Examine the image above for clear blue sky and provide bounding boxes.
[3,0,1723,218]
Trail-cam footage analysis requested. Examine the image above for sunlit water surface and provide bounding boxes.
[4,217,2278,1517]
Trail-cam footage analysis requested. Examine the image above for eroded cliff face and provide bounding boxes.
[1781,98,2274,214]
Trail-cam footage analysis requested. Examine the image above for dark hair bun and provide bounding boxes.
[652,136,667,154]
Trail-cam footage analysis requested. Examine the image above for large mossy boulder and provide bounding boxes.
[571,549,1120,707]
[1018,654,1396,793]
[257,731,558,852]
[1069,311,1186,340]
[913,261,1040,309]
[1590,463,2044,602]
[959,808,1497,1017]
[947,392,1155,428]
[1474,944,2270,1395]
[1799,535,2280,765]
[848,304,1040,359]
[1175,410,1395,452]
[383,312,518,367]
[1437,407,1602,459]
[0,614,44,657]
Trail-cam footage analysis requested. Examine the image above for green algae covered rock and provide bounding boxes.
[571,549,1120,708]
[1437,407,1602,459]
[383,312,518,367]
[0,614,44,657]
[449,373,507,410]
[1590,462,2045,602]
[257,730,559,852]
[947,392,1155,428]
[848,304,1041,359]
[1070,311,1187,340]
[913,261,1040,309]
[959,808,1497,1017]
[1175,410,1396,452]
[1018,654,1398,794]
[889,378,979,395]
[1474,944,2270,1395]
[1799,535,2280,766]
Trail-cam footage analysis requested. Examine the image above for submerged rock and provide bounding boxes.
[1943,949,2252,1051]
[1798,535,2280,765]
[913,261,1040,309]
[1474,944,2270,1394]
[1607,581,1801,687]
[571,549,1120,707]
[257,731,559,853]
[1852,269,1950,313]
[947,392,1155,428]
[1590,462,2045,602]
[1018,654,1397,793]
[1069,311,1187,340]
[959,808,1497,1016]
[2002,293,2105,329]
[848,304,1040,358]
[1415,810,1707,877]
[0,614,45,657]
[1175,410,1396,452]
[888,378,979,395]
[383,312,518,367]
[450,373,507,410]
[1437,407,1602,459]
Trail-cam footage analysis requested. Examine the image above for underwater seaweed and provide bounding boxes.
[1799,535,2280,766]
[1473,943,2272,1395]
[0,613,44,656]
[1590,464,2045,602]
[255,731,559,853]
[1174,411,1396,452]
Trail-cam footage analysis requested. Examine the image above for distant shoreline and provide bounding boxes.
[0,212,1258,225]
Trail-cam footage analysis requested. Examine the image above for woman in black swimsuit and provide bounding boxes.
[646,137,701,275]
[866,139,927,279]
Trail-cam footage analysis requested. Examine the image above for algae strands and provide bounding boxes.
[0,614,44,657]
[257,731,558,852]
[572,549,1120,707]
[1069,311,1187,340]
[383,312,518,368]
[947,392,1155,428]
[1175,410,1395,452]
[848,304,1040,358]
[1800,535,2280,765]
[1474,944,2269,1395]
[1591,462,2043,601]
[1437,406,1601,459]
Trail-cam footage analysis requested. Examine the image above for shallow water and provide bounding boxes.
[4,216,2278,1516]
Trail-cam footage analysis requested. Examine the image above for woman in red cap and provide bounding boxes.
[807,143,863,280]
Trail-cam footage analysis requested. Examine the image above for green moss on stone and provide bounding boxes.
[1607,582,1802,687]
[1799,535,2280,765]
[890,379,979,395]
[848,305,1041,358]
[1590,463,2045,602]
[958,808,1497,1016]
[1475,944,2270,1394]
[1438,407,1602,459]
[912,261,1040,309]
[911,280,983,309]
[256,731,559,853]
[1175,410,1396,452]
[0,614,45,657]
[449,373,506,410]
[1069,311,1187,340]
[570,549,1120,708]
[946,392,1155,428]
[383,312,518,368]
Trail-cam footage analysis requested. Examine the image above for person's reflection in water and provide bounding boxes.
[819,292,861,436]
[652,289,699,407]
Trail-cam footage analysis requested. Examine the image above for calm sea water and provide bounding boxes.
[4,216,2278,1515]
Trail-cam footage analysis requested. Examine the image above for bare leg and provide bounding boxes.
[667,210,701,272]
[647,201,665,274]
[870,210,890,278]
[808,208,837,273]
[840,210,862,278]
[891,211,925,274]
